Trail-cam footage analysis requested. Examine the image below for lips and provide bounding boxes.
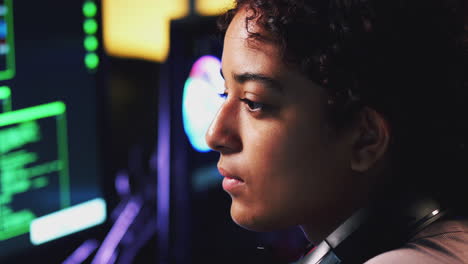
[218,166,245,193]
[218,167,244,182]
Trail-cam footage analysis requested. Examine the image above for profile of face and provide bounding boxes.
[205,7,388,242]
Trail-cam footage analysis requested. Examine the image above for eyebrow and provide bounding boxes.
[220,68,283,94]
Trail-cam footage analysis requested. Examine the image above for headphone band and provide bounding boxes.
[299,196,445,264]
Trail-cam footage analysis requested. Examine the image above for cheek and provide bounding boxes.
[255,110,326,186]
[235,115,330,228]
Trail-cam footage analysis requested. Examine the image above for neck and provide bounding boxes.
[299,189,373,244]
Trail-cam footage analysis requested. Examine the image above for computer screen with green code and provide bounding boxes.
[0,0,105,261]
[0,86,11,112]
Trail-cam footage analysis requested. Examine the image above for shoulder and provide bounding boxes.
[364,248,443,264]
[365,218,468,264]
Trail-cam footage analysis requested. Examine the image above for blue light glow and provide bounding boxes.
[182,55,224,152]
[0,21,6,38]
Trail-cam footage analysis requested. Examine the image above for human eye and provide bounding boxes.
[239,98,265,112]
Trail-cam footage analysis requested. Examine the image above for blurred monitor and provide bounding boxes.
[0,0,106,262]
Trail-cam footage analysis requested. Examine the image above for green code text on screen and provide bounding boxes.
[0,102,69,241]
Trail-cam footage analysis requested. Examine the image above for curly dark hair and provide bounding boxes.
[218,0,468,213]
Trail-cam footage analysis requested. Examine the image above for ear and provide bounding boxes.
[350,107,391,172]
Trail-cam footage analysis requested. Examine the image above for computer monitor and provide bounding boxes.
[0,0,106,262]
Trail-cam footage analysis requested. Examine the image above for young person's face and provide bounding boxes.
[206,7,360,239]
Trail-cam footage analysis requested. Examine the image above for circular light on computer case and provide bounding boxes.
[83,1,99,72]
[83,18,98,35]
[84,35,99,51]
[85,53,99,70]
[182,55,225,152]
[83,1,98,17]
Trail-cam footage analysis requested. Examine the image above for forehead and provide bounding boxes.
[222,8,285,76]
[225,7,274,44]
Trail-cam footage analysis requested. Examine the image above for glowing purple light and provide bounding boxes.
[63,239,99,264]
[91,199,142,264]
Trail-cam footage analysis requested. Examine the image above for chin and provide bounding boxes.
[230,200,288,232]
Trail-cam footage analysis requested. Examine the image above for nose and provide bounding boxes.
[205,99,242,154]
